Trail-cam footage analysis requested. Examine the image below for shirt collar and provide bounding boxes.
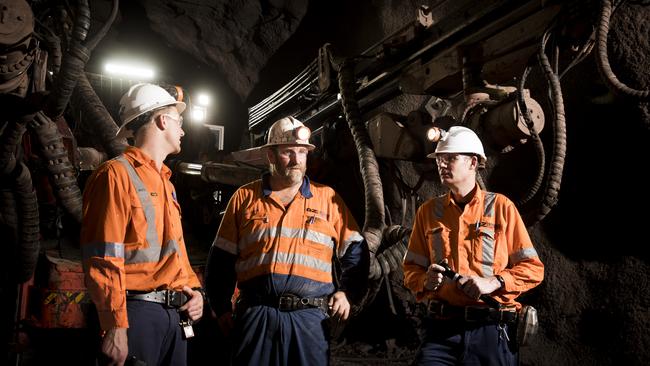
[125,146,171,179]
[261,172,313,199]
[445,184,482,207]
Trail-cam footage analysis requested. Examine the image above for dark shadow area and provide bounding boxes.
[246,0,384,108]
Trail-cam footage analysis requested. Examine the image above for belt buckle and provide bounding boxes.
[165,291,174,307]
[500,309,516,323]
[278,296,293,311]
[165,291,183,308]
[465,306,485,322]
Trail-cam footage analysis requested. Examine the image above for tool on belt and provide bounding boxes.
[434,260,540,346]
[516,305,538,346]
[126,289,195,339]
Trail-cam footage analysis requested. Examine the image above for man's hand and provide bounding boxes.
[328,291,351,321]
[456,276,501,300]
[179,286,203,322]
[424,261,446,291]
[101,327,128,366]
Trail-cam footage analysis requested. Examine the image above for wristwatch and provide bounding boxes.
[495,275,506,290]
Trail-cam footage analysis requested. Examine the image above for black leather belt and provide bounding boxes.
[126,290,188,308]
[239,293,328,312]
[427,302,518,323]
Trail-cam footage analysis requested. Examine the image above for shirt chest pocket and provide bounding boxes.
[426,226,451,263]
[128,191,163,246]
[303,215,335,257]
[473,225,506,270]
[241,211,271,253]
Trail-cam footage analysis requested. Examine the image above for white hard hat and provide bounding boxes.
[263,116,315,150]
[427,126,487,163]
[116,83,186,138]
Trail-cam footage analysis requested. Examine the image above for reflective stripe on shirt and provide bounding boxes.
[239,227,335,253]
[481,192,496,277]
[116,156,179,264]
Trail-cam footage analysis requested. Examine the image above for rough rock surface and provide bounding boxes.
[141,0,308,99]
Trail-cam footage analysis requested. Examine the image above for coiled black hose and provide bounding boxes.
[0,117,29,176]
[71,73,126,158]
[46,0,91,118]
[596,0,649,99]
[12,162,40,283]
[29,112,82,222]
[0,114,40,282]
[534,33,567,223]
[516,65,546,207]
[335,59,385,272]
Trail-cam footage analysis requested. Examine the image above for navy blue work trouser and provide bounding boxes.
[416,320,518,366]
[232,305,329,366]
[124,300,187,366]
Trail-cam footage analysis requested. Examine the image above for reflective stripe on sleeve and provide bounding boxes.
[509,247,539,265]
[338,231,363,257]
[82,242,125,259]
[213,236,238,255]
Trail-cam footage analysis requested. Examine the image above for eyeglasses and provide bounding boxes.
[435,153,468,165]
[162,114,183,127]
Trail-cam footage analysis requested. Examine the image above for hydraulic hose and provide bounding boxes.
[29,112,82,222]
[45,0,91,119]
[39,31,62,75]
[596,0,650,99]
[71,73,127,158]
[335,59,385,261]
[0,115,40,282]
[516,65,546,207]
[12,162,40,283]
[534,33,567,224]
[0,117,29,176]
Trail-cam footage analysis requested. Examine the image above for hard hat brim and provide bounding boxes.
[262,142,316,151]
[426,151,487,164]
[116,100,186,139]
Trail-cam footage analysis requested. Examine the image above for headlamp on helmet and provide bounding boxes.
[426,127,446,142]
[294,126,311,141]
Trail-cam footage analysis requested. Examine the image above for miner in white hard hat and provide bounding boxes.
[81,83,203,365]
[206,116,369,365]
[404,125,544,365]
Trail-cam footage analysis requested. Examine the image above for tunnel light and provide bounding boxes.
[191,105,206,123]
[104,62,155,80]
[197,93,211,106]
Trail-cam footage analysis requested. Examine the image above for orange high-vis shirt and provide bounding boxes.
[80,147,200,330]
[403,187,544,308]
[213,177,363,288]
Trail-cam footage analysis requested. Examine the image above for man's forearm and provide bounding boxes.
[205,247,238,315]
[338,241,369,301]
